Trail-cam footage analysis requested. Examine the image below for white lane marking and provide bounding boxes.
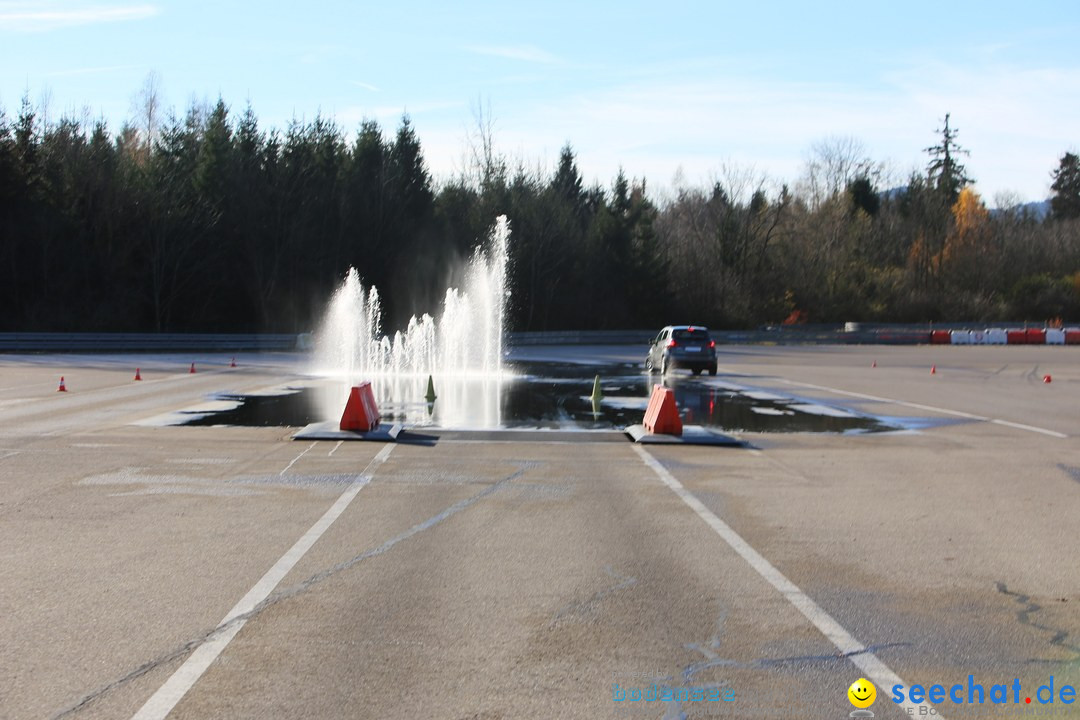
[990,419,1068,438]
[632,445,939,718]
[776,379,1066,438]
[328,440,344,457]
[279,442,317,476]
[131,443,396,720]
[0,450,18,460]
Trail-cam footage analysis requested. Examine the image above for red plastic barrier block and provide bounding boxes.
[1025,328,1047,344]
[1006,330,1027,345]
[1065,330,1080,345]
[340,382,380,432]
[643,384,682,436]
[930,330,952,345]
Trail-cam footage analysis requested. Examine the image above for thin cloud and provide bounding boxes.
[0,3,160,32]
[349,81,380,92]
[424,59,1079,202]
[465,44,560,64]
[47,63,140,77]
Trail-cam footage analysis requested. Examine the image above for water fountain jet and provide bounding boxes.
[310,216,511,429]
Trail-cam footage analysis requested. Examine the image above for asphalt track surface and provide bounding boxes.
[2,345,1079,719]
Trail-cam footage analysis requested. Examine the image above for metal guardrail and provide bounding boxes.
[0,324,1067,352]
[506,323,1068,346]
[505,328,933,346]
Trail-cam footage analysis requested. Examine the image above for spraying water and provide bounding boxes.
[311,216,511,427]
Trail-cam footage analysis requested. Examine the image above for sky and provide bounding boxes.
[1,0,1078,204]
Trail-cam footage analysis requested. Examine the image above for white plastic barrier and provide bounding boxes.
[1046,328,1065,345]
[985,329,1008,345]
[970,330,987,344]
[950,330,973,345]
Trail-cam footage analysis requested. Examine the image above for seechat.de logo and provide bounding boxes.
[848,678,877,717]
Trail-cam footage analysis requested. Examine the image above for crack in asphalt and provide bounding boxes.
[550,565,637,625]
[996,581,1080,663]
[682,642,913,684]
[1057,464,1080,486]
[51,468,525,719]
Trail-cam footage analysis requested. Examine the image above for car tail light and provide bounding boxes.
[667,339,677,348]
[709,340,715,348]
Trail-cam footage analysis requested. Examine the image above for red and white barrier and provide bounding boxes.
[929,328,1070,345]
[950,330,972,345]
[930,330,952,344]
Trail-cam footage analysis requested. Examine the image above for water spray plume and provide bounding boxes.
[312,217,511,428]
[315,216,509,381]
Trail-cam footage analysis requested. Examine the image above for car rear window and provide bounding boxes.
[673,329,709,341]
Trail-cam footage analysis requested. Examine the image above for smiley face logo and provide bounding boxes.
[848,678,876,708]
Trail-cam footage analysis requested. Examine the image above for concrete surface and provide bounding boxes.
[1,346,1078,719]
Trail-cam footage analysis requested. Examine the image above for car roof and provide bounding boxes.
[666,325,709,331]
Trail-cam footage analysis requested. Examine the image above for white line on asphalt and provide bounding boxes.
[776,379,1067,438]
[328,440,343,457]
[279,442,317,476]
[989,419,1068,438]
[0,450,18,460]
[130,443,396,720]
[632,444,939,719]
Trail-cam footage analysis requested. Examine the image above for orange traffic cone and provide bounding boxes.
[340,382,381,432]
[134,368,142,381]
[189,362,196,374]
[930,365,936,375]
[643,384,683,436]
[1043,374,1052,384]
[57,376,67,392]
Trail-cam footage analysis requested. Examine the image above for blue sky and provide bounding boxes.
[1,0,1077,203]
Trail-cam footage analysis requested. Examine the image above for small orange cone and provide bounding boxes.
[57,376,67,392]
[134,368,142,381]
[930,365,936,375]
[230,357,237,368]
[189,362,196,374]
[1044,374,1052,383]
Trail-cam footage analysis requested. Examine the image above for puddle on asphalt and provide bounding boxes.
[181,361,894,434]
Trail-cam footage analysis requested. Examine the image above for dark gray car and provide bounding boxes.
[645,325,718,375]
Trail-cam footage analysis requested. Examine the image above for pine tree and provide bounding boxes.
[1050,152,1080,220]
[925,113,972,205]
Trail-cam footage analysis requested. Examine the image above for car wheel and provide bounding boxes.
[645,356,653,372]
[692,368,702,376]
[708,366,717,376]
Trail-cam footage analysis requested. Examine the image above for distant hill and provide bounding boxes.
[1014,199,1051,220]
[881,187,1051,220]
